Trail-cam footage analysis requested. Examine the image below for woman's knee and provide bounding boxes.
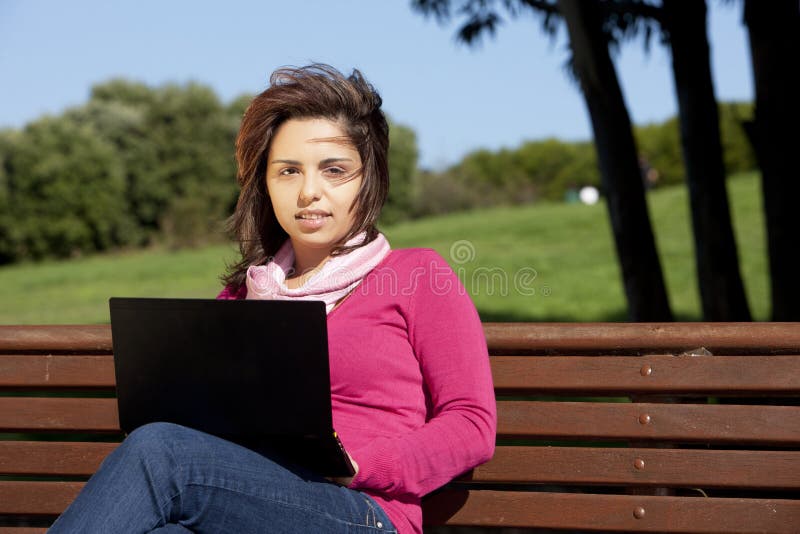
[120,422,191,461]
[127,420,187,442]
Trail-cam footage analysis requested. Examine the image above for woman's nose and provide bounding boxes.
[298,173,322,205]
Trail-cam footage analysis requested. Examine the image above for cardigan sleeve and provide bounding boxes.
[348,250,497,498]
[217,283,247,300]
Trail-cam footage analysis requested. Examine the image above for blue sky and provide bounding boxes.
[0,0,752,169]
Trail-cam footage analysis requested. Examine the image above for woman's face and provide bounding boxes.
[266,117,363,267]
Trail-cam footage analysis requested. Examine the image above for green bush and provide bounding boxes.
[2,116,138,260]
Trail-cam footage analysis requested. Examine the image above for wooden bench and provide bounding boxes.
[1,323,799,533]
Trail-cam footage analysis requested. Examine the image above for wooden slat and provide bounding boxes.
[0,355,115,389]
[491,354,800,395]
[0,326,112,353]
[484,322,800,355]
[463,446,800,489]
[0,481,82,515]
[4,481,799,533]
[0,441,117,476]
[0,398,119,432]
[2,398,797,443]
[422,490,800,532]
[3,323,800,355]
[1,441,795,490]
[497,401,800,444]
[0,440,795,491]
[6,353,799,394]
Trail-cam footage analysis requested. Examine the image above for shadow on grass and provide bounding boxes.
[477,308,629,323]
[478,308,702,322]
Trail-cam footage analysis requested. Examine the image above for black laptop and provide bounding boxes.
[108,297,355,477]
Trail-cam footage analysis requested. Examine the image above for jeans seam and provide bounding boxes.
[363,495,377,528]
[363,494,396,532]
[182,481,391,530]
[144,441,185,532]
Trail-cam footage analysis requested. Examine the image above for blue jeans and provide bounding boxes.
[48,422,396,533]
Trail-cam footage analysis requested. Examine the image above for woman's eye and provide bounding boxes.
[324,167,352,182]
[279,167,299,176]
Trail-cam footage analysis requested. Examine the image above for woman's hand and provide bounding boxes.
[328,451,358,487]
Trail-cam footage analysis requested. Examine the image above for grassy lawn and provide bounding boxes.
[0,172,768,324]
[0,244,239,324]
[386,172,767,322]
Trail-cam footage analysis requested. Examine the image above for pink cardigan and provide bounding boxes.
[219,249,496,534]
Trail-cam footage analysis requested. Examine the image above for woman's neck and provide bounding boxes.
[286,245,331,289]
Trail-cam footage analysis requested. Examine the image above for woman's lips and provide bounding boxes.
[295,210,331,230]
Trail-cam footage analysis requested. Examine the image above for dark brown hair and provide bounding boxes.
[222,64,389,289]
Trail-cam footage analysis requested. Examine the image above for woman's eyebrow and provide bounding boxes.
[269,159,302,165]
[320,158,354,165]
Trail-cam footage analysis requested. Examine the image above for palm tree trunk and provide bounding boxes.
[662,0,751,321]
[558,0,672,321]
[744,0,800,321]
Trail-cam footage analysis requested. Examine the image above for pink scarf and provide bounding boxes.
[245,233,391,313]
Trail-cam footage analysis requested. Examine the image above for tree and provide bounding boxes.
[455,148,529,206]
[743,0,800,320]
[4,116,137,260]
[0,130,16,263]
[661,0,751,320]
[67,97,160,241]
[413,0,672,320]
[146,82,239,246]
[382,120,420,224]
[635,118,683,186]
[559,0,671,320]
[91,80,240,247]
[513,138,599,201]
[0,79,257,262]
[718,102,756,175]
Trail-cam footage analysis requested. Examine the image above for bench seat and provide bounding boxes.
[1,323,799,533]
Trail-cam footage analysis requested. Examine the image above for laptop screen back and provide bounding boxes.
[109,298,331,441]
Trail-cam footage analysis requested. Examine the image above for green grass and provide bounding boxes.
[0,172,768,324]
[0,245,240,324]
[384,171,767,321]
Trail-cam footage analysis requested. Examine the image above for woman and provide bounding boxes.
[50,64,496,534]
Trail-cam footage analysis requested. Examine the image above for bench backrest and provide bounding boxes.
[1,323,800,533]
